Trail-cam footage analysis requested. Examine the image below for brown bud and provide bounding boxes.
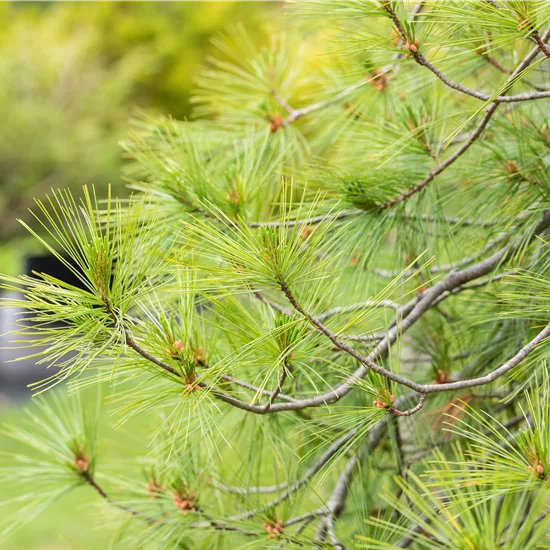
[504,159,518,174]
[184,380,201,394]
[264,519,284,539]
[373,394,394,409]
[172,487,197,515]
[226,188,239,205]
[174,340,184,352]
[72,451,89,473]
[403,39,419,53]
[193,346,208,365]
[535,462,544,476]
[146,478,166,498]
[300,225,313,240]
[269,113,284,133]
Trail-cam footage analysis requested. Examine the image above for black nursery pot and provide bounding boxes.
[25,253,86,289]
[0,253,86,401]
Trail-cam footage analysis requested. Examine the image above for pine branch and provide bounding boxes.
[259,360,289,411]
[480,52,548,92]
[383,4,550,103]
[416,323,550,393]
[81,471,155,523]
[5,6,550,547]
[123,323,288,414]
[412,53,550,103]
[314,453,357,549]
[259,212,550,412]
[381,26,549,208]
[533,30,550,58]
[317,299,400,321]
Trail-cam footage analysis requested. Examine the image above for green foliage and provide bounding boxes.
[2,1,550,548]
[0,189,166,391]
[0,391,101,541]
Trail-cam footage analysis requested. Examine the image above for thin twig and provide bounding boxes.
[378,17,550,208]
[317,299,400,321]
[533,30,550,58]
[82,471,155,523]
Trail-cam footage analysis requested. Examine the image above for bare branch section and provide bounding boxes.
[81,471,154,522]
[533,29,550,58]
[317,299,400,321]
[412,52,550,103]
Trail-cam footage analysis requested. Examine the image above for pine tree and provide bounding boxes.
[2,1,550,548]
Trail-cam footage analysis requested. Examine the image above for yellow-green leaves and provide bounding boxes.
[0,187,167,389]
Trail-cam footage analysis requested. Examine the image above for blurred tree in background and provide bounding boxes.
[0,1,272,273]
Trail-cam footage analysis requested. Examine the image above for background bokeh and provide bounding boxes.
[0,1,276,274]
[0,2,274,548]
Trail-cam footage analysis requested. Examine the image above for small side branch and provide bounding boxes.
[391,393,426,416]
[533,30,550,58]
[82,471,154,522]
[272,89,295,114]
[260,361,289,411]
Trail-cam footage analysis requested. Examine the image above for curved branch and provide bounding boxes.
[378,25,550,209]
[413,52,550,103]
[380,101,499,209]
[317,299,400,321]
[391,393,426,416]
[417,323,550,393]
[116,209,550,416]
[533,30,550,58]
[269,211,550,410]
[82,471,155,523]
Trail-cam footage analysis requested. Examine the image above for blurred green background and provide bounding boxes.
[0,2,274,548]
[0,0,274,275]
